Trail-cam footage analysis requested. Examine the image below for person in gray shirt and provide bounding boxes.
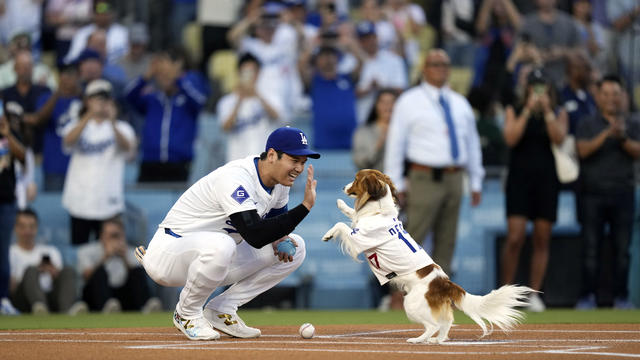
[575,75,640,310]
[518,0,583,88]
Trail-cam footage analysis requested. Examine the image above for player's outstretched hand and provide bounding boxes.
[302,164,317,210]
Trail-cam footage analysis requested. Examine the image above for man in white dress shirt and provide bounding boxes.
[383,49,484,275]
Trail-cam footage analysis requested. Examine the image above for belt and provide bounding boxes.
[164,228,182,238]
[409,163,462,173]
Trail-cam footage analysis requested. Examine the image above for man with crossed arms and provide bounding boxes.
[137,126,320,340]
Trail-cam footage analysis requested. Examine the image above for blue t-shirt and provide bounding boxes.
[310,73,357,149]
[36,94,78,175]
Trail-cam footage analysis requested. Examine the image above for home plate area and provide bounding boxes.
[1,324,639,360]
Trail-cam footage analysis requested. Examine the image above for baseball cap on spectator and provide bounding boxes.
[72,48,103,66]
[129,23,149,45]
[265,127,321,159]
[356,21,376,38]
[283,0,305,7]
[263,1,285,16]
[85,79,113,98]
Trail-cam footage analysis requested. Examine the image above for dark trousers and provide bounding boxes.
[580,191,634,299]
[11,266,78,313]
[0,203,17,299]
[200,25,231,73]
[138,161,190,183]
[83,265,150,311]
[70,216,104,245]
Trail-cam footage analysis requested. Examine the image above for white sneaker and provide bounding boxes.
[0,297,20,315]
[31,301,49,315]
[173,311,220,340]
[204,308,261,338]
[141,297,163,314]
[102,298,122,314]
[67,301,89,316]
[527,293,546,312]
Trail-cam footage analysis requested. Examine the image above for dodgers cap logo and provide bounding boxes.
[265,127,321,159]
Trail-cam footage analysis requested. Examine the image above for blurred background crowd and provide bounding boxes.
[0,0,639,315]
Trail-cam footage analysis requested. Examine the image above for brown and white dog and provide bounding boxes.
[322,169,533,344]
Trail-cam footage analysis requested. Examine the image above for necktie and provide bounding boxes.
[439,93,459,161]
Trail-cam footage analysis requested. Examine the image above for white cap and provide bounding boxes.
[85,79,113,97]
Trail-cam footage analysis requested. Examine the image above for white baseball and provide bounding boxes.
[299,323,315,339]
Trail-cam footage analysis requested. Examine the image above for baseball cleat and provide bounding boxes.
[204,309,261,338]
[173,311,220,340]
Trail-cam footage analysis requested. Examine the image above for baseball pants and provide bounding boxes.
[141,228,306,319]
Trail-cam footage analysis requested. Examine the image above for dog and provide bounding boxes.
[322,169,533,344]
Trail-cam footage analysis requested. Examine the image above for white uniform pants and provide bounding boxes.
[141,228,306,319]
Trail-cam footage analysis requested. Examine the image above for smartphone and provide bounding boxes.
[41,254,51,264]
[533,84,546,95]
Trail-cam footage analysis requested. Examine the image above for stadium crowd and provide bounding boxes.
[0,0,638,315]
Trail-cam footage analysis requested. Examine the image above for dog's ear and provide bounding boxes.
[381,173,399,203]
[364,173,388,200]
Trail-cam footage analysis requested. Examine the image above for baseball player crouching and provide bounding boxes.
[135,127,320,340]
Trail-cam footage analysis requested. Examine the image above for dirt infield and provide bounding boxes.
[1,323,639,360]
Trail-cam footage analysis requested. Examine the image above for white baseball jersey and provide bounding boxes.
[159,155,289,244]
[349,216,433,285]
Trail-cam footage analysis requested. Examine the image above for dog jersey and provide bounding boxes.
[159,155,289,243]
[350,216,433,285]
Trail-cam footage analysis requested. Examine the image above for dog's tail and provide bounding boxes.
[451,284,533,337]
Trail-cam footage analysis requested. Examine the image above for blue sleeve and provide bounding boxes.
[265,205,288,219]
[125,77,149,113]
[177,72,210,114]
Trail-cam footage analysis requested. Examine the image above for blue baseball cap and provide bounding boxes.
[356,21,376,37]
[265,127,321,159]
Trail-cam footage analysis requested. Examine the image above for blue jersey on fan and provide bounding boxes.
[37,93,80,176]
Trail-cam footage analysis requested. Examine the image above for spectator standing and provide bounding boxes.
[383,49,484,275]
[441,0,476,67]
[64,0,129,64]
[355,21,407,125]
[359,0,399,54]
[571,0,609,74]
[77,217,160,312]
[44,0,93,64]
[61,79,136,245]
[35,63,82,191]
[383,0,426,69]
[0,33,57,91]
[197,0,243,72]
[1,50,52,154]
[0,0,43,58]
[9,209,87,314]
[501,69,568,312]
[575,75,640,310]
[299,44,361,150]
[606,0,640,107]
[352,89,397,171]
[125,47,209,183]
[217,53,284,162]
[560,51,597,136]
[116,24,151,83]
[517,0,583,88]
[472,0,521,105]
[0,103,26,315]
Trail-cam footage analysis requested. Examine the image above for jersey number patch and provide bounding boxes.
[368,253,380,269]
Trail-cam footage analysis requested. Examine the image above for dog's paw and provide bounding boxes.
[336,199,347,208]
[427,338,440,345]
[321,232,333,241]
[407,337,425,344]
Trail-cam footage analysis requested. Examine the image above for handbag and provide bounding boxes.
[551,135,579,183]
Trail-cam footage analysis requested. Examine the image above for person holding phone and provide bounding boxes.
[501,68,568,312]
[217,53,284,162]
[9,209,87,314]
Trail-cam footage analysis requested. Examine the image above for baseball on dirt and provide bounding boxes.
[299,323,315,339]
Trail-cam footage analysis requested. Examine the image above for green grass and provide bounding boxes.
[1,309,639,330]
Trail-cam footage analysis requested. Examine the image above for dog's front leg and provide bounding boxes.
[322,222,351,241]
[336,199,355,219]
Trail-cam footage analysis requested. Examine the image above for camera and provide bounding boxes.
[41,254,51,264]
